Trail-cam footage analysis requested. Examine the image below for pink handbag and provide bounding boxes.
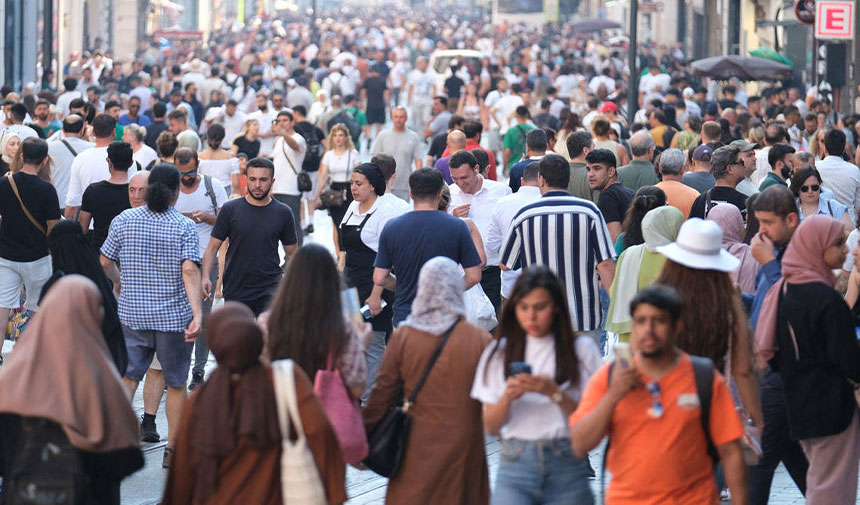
[313,355,369,465]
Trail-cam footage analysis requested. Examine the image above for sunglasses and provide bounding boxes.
[646,381,663,418]
[181,169,198,178]
[800,184,820,193]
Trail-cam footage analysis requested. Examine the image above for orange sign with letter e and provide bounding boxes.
[816,1,855,39]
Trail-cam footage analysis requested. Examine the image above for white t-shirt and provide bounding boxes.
[47,137,94,209]
[322,149,360,183]
[339,196,409,252]
[471,335,601,440]
[174,176,229,257]
[132,144,158,171]
[378,192,413,214]
[249,109,277,157]
[221,110,247,149]
[553,74,578,99]
[271,133,307,196]
[407,70,435,102]
[66,146,138,207]
[493,95,525,135]
[199,157,240,192]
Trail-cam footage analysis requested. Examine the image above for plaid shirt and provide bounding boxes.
[101,206,201,332]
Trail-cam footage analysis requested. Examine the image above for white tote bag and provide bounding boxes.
[271,359,328,505]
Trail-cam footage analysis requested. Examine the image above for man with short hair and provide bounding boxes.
[502,105,535,173]
[48,114,93,212]
[370,107,424,202]
[434,130,466,184]
[174,148,228,390]
[700,121,723,145]
[731,139,760,196]
[566,130,600,203]
[486,161,542,303]
[202,157,298,317]
[371,153,412,215]
[752,123,787,187]
[618,131,658,191]
[5,103,37,140]
[270,110,308,245]
[648,108,676,148]
[508,129,548,193]
[816,128,860,220]
[144,103,169,150]
[215,99,246,150]
[656,148,700,218]
[119,96,151,127]
[0,138,61,324]
[168,109,201,152]
[587,149,635,242]
[166,88,197,132]
[500,154,616,336]
[448,150,511,312]
[66,113,137,219]
[56,78,83,119]
[33,99,62,138]
[100,163,202,468]
[682,144,717,193]
[407,56,436,131]
[372,168,482,326]
[424,96,452,140]
[570,284,748,505]
[689,145,748,219]
[78,141,134,249]
[759,144,796,191]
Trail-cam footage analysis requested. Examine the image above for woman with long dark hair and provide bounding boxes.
[617,186,667,253]
[40,220,127,374]
[199,123,240,196]
[266,244,367,399]
[472,266,599,504]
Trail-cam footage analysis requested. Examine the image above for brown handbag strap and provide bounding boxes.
[5,173,47,236]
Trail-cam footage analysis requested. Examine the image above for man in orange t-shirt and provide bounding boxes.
[569,284,747,505]
[655,147,700,218]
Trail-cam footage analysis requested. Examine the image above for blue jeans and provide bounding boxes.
[492,438,594,505]
[599,286,610,356]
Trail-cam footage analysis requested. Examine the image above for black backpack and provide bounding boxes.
[297,124,323,172]
[328,111,362,145]
[329,74,345,99]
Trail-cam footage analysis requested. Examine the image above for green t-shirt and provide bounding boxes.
[503,123,536,170]
[759,172,787,191]
[345,106,368,126]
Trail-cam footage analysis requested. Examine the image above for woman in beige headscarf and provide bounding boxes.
[0,275,143,504]
[0,129,20,175]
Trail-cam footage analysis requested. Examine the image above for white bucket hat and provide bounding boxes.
[656,218,740,272]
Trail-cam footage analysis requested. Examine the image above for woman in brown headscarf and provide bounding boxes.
[162,302,346,505]
[0,275,143,504]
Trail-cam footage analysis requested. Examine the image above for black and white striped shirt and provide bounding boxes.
[499,190,616,331]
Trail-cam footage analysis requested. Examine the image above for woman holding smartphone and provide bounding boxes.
[471,266,600,505]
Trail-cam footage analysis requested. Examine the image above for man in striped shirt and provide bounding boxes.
[499,154,616,335]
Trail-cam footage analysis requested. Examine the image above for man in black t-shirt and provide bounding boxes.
[201,158,298,316]
[144,103,169,151]
[586,148,634,242]
[689,145,748,219]
[79,142,133,250]
[0,138,60,322]
[361,64,388,138]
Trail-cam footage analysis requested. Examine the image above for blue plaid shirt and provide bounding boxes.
[101,206,201,332]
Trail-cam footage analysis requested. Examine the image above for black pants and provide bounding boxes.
[747,370,808,504]
[192,266,219,378]
[480,266,502,315]
[231,296,271,318]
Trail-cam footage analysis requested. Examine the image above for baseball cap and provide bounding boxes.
[693,144,713,162]
[599,102,618,113]
[729,139,759,152]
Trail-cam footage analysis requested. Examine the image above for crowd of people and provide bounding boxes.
[0,5,860,505]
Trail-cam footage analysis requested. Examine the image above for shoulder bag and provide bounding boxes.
[281,139,313,193]
[313,351,368,465]
[5,173,47,236]
[272,359,327,505]
[319,150,352,210]
[363,318,462,477]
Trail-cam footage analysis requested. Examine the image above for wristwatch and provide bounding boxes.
[551,389,564,404]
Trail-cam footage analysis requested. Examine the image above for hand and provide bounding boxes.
[366,294,383,317]
[190,210,211,225]
[201,278,213,300]
[503,375,527,402]
[517,374,560,397]
[607,364,639,403]
[337,253,346,271]
[314,197,322,208]
[750,233,776,265]
[185,315,202,342]
[452,204,471,218]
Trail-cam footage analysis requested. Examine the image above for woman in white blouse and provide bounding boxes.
[318,123,360,257]
[198,123,240,195]
[471,266,600,505]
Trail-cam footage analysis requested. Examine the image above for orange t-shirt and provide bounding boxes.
[569,353,743,505]
[655,180,700,219]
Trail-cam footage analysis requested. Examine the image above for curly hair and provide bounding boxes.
[655,260,751,370]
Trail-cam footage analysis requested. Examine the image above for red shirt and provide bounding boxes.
[442,139,497,180]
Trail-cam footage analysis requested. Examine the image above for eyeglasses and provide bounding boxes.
[181,169,198,178]
[645,381,663,418]
[800,184,820,193]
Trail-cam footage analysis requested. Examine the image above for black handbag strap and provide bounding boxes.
[404,317,462,410]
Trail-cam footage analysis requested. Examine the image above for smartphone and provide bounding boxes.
[614,343,633,369]
[340,288,364,327]
[509,361,532,376]
[360,300,387,320]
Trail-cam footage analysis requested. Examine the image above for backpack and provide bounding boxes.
[297,124,323,172]
[203,175,219,213]
[329,74,345,99]
[328,111,362,145]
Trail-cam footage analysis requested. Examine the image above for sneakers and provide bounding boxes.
[140,415,160,443]
[188,373,203,391]
[162,446,174,469]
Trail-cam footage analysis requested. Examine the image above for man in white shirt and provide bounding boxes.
[168,109,201,152]
[201,68,229,108]
[65,114,137,219]
[553,66,578,102]
[56,79,83,120]
[322,62,354,99]
[370,107,424,202]
[215,100,247,150]
[173,147,229,390]
[752,123,787,187]
[407,57,436,132]
[286,75,314,112]
[491,83,526,137]
[270,110,308,245]
[248,91,278,158]
[48,115,94,211]
[371,153,413,215]
[486,161,542,303]
[128,75,153,116]
[816,129,860,221]
[485,79,511,160]
[181,59,207,103]
[448,149,512,312]
[263,56,288,92]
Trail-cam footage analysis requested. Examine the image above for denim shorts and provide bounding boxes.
[492,437,594,505]
[122,325,193,387]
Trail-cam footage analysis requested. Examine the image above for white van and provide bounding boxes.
[428,49,484,92]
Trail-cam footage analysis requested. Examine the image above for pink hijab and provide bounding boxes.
[706,204,759,294]
[755,215,844,366]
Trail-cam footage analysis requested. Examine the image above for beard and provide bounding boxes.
[248,188,269,200]
[180,177,197,187]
